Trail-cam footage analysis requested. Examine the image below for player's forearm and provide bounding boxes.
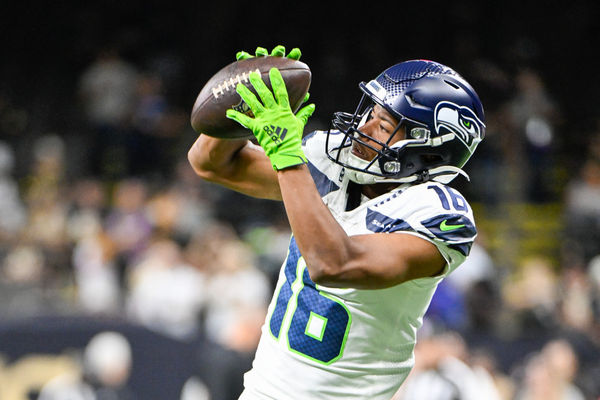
[188,134,283,200]
[277,165,361,285]
[187,134,248,179]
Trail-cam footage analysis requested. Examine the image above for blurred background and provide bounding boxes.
[1,1,600,399]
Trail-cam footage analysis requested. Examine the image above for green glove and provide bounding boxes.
[226,68,315,170]
[232,44,307,125]
[236,45,302,61]
[235,46,309,106]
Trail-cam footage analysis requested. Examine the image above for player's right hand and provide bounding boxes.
[236,45,302,61]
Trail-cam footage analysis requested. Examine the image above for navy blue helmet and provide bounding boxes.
[326,60,485,184]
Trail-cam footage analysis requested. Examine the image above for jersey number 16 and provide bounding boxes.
[268,237,352,364]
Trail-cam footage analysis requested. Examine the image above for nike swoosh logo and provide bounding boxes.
[440,219,465,231]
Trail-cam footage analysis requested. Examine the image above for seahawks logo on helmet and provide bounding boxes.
[434,101,484,147]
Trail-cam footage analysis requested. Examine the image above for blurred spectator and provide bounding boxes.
[505,68,560,202]
[65,178,120,314]
[203,237,270,353]
[79,47,139,129]
[126,238,207,340]
[589,255,600,328]
[557,266,595,334]
[38,331,135,400]
[426,279,468,331]
[563,157,600,264]
[145,183,214,246]
[129,72,169,176]
[129,72,187,176]
[464,278,503,336]
[0,243,51,314]
[393,326,503,400]
[0,140,26,243]
[131,73,168,139]
[501,256,559,334]
[513,339,585,400]
[104,179,153,275]
[72,224,121,315]
[23,135,71,278]
[426,238,499,331]
[242,220,292,285]
[66,178,108,244]
[469,348,516,400]
[78,45,140,178]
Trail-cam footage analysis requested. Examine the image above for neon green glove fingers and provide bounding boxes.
[270,46,302,60]
[248,71,278,109]
[226,68,315,170]
[236,47,269,60]
[302,92,310,104]
[254,47,268,57]
[295,101,316,127]
[286,48,302,60]
[235,83,266,116]
[236,46,302,61]
[236,50,252,60]
[270,45,286,57]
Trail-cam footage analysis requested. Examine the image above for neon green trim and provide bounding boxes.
[317,290,352,364]
[280,257,306,348]
[305,312,328,342]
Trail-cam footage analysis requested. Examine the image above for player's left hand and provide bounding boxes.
[236,46,310,104]
[226,68,315,170]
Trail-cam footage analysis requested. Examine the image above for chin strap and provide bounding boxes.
[344,154,470,185]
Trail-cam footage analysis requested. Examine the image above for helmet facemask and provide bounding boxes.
[327,93,441,185]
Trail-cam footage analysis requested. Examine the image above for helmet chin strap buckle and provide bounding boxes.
[417,169,430,182]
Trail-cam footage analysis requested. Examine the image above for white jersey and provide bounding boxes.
[240,131,477,400]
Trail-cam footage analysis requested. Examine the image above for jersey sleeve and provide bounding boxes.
[365,182,477,278]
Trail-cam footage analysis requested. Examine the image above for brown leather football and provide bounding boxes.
[191,56,312,139]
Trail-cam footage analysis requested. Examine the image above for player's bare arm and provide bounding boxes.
[187,135,281,200]
[277,165,446,289]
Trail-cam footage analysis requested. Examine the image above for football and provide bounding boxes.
[191,56,312,139]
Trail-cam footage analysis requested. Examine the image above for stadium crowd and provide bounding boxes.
[1,4,600,398]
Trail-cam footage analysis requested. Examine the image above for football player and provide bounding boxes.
[187,46,485,400]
